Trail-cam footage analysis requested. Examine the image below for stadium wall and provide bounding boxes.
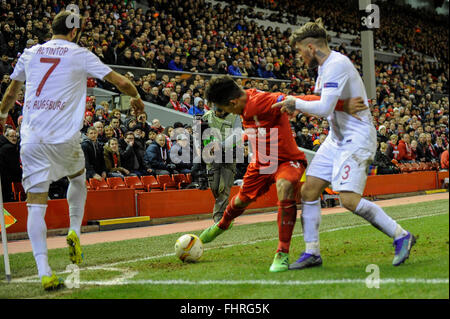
[3,170,448,234]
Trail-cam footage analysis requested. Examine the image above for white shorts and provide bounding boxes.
[20,138,85,193]
[306,139,375,195]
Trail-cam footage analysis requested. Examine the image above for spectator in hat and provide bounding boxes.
[188,97,205,116]
[180,93,192,113]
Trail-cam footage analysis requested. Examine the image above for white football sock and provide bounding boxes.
[354,198,401,238]
[67,172,87,238]
[301,199,322,256]
[27,204,51,278]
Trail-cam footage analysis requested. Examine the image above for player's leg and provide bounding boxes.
[199,164,267,243]
[27,185,64,290]
[66,168,87,265]
[269,161,304,272]
[290,142,334,270]
[335,147,415,266]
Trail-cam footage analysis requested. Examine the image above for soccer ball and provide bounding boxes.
[174,234,204,262]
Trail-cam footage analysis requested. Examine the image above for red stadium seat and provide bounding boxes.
[89,178,110,190]
[157,174,177,191]
[141,175,162,191]
[185,173,192,184]
[124,176,145,191]
[86,180,92,191]
[173,174,188,189]
[106,177,128,189]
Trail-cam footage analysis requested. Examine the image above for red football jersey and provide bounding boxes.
[241,89,320,168]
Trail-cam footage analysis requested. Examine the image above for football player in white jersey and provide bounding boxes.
[272,18,416,270]
[0,11,144,290]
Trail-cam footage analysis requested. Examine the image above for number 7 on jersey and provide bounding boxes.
[36,57,61,97]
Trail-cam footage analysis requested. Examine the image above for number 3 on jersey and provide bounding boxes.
[342,165,351,180]
[36,57,60,97]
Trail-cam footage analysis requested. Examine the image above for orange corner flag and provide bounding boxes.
[0,209,17,232]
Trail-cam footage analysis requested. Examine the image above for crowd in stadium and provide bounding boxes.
[0,0,449,202]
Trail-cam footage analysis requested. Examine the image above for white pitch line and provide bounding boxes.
[13,278,449,286]
[10,211,449,285]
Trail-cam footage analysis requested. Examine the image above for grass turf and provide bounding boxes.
[0,199,448,299]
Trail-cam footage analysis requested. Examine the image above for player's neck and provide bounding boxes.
[51,35,72,42]
[316,47,331,66]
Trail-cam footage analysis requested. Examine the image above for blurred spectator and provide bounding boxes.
[110,117,124,139]
[377,125,389,143]
[296,127,313,150]
[415,133,428,162]
[188,97,205,116]
[373,141,400,175]
[170,134,192,174]
[0,128,22,202]
[81,127,106,181]
[103,137,133,178]
[312,134,326,152]
[397,134,415,162]
[441,145,449,169]
[151,118,164,134]
[385,134,399,161]
[144,133,177,175]
[119,131,153,177]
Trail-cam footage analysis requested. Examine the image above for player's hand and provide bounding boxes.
[343,97,368,121]
[130,97,145,113]
[271,95,296,114]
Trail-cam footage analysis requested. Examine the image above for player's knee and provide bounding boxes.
[233,194,251,209]
[301,183,320,202]
[276,178,294,200]
[339,192,360,212]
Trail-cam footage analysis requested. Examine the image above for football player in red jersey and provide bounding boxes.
[199,75,365,272]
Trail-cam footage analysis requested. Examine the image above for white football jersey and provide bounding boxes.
[314,50,376,148]
[10,39,112,144]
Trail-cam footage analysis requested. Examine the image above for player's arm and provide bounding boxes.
[103,71,144,113]
[0,80,23,132]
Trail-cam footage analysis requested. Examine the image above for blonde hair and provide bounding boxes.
[289,18,327,46]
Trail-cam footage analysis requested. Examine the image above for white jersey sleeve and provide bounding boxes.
[84,50,112,80]
[10,49,31,82]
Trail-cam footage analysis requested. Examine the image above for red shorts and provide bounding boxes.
[237,160,306,203]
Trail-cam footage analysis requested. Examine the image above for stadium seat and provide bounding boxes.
[141,175,162,191]
[11,182,26,202]
[185,173,192,184]
[86,180,92,191]
[410,162,421,171]
[173,174,188,189]
[157,174,178,191]
[89,178,110,190]
[106,177,128,189]
[124,176,145,191]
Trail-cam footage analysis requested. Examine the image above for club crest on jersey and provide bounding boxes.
[324,82,339,88]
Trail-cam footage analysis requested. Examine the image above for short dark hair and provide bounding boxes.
[51,11,81,36]
[205,75,244,107]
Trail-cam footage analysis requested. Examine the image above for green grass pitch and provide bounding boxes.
[0,199,448,299]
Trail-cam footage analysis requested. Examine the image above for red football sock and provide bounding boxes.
[218,194,246,230]
[276,199,298,253]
